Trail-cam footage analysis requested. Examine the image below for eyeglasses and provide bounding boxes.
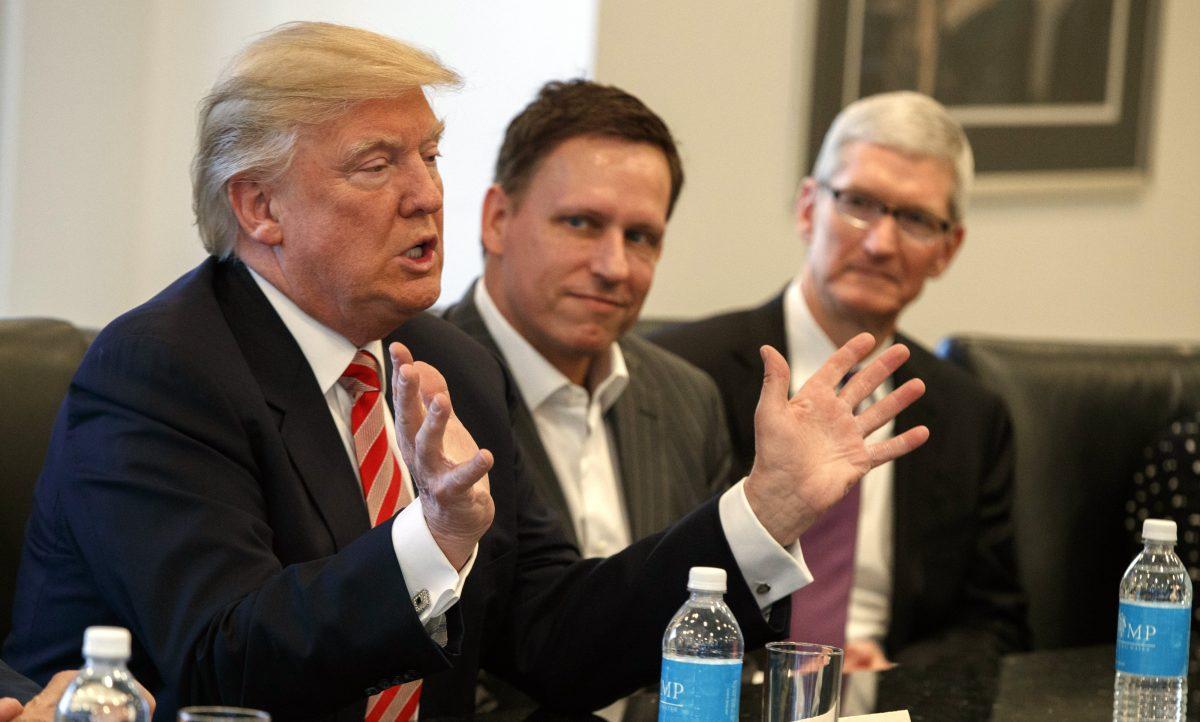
[818,182,954,243]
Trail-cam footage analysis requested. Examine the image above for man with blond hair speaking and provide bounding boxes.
[6,24,929,721]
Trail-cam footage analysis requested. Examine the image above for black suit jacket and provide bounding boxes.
[5,259,785,721]
[442,283,732,547]
[0,659,40,704]
[650,292,1029,663]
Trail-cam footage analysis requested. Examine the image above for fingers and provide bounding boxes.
[808,332,876,388]
[839,343,910,409]
[392,361,426,445]
[867,424,930,467]
[756,345,792,419]
[388,341,414,368]
[0,698,22,722]
[17,669,77,719]
[855,378,926,436]
[414,392,493,492]
[411,361,449,406]
[414,392,453,470]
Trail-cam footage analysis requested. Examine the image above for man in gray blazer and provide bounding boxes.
[442,80,731,556]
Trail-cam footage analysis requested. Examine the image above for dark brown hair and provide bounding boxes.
[494,79,684,217]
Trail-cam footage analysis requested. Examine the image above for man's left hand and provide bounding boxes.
[745,333,929,546]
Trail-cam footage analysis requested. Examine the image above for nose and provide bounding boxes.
[861,213,901,258]
[397,157,443,218]
[591,231,630,283]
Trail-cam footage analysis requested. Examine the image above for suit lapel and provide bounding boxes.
[442,285,580,548]
[887,333,944,647]
[729,293,789,469]
[609,349,663,540]
[215,261,369,550]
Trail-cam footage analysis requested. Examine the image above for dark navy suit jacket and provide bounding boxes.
[0,659,40,704]
[4,258,784,721]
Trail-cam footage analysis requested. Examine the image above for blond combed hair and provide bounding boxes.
[192,21,461,257]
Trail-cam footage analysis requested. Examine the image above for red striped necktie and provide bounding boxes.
[340,350,422,722]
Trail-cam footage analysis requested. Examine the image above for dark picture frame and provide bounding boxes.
[805,0,1161,186]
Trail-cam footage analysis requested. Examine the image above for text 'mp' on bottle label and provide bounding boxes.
[1116,600,1191,677]
[658,656,742,722]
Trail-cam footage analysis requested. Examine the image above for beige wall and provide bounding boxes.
[596,0,1200,348]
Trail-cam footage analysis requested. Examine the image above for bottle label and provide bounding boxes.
[1115,600,1191,677]
[658,656,742,722]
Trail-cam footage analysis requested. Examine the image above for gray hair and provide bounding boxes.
[192,21,461,257]
[810,91,974,222]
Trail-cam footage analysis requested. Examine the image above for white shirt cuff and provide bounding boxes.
[390,497,477,620]
[718,478,812,609]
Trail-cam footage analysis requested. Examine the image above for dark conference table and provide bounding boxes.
[461,645,1198,722]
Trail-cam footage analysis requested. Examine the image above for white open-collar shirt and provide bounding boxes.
[476,279,811,608]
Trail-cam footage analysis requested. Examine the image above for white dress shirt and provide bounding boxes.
[783,278,895,644]
[249,268,472,623]
[475,280,811,608]
[473,282,632,557]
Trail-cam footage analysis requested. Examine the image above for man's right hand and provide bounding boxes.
[390,342,495,570]
[0,670,156,722]
[745,333,929,546]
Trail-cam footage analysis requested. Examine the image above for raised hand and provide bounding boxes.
[389,342,495,570]
[745,332,929,546]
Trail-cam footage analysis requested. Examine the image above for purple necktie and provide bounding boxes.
[788,483,861,648]
[788,371,862,648]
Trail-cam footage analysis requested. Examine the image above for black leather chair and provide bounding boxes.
[0,318,93,644]
[938,335,1200,650]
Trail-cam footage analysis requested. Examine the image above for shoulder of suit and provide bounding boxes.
[899,332,1006,410]
[621,333,722,397]
[90,258,227,355]
[389,312,494,362]
[649,304,766,348]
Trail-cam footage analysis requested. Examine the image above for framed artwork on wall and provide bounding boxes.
[805,0,1161,190]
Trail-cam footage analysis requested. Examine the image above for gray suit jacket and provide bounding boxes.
[442,283,733,547]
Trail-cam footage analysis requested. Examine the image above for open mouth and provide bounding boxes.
[402,238,436,262]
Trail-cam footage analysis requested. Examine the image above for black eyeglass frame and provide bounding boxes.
[816,181,956,242]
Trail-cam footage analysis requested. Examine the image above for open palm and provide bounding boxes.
[746,333,929,546]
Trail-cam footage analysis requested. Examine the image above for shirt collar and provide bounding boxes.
[474,279,629,412]
[783,277,893,390]
[248,266,385,393]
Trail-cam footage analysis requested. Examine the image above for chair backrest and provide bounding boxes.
[938,334,1200,650]
[0,318,92,643]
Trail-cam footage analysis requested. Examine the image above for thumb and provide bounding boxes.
[444,449,495,492]
[756,345,791,419]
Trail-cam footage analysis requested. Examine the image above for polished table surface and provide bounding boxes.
[456,645,1198,722]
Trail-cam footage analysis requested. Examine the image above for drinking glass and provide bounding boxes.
[177,707,271,722]
[762,641,843,721]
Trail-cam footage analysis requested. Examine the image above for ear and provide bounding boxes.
[480,184,513,257]
[795,178,820,242]
[227,177,283,247]
[928,225,964,278]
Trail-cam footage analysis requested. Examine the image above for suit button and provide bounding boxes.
[756,583,771,595]
[365,686,381,696]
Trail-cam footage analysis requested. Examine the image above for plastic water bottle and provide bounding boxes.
[1113,518,1193,721]
[658,566,744,722]
[56,626,151,722]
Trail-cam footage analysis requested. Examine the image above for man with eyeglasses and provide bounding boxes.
[652,91,1028,672]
